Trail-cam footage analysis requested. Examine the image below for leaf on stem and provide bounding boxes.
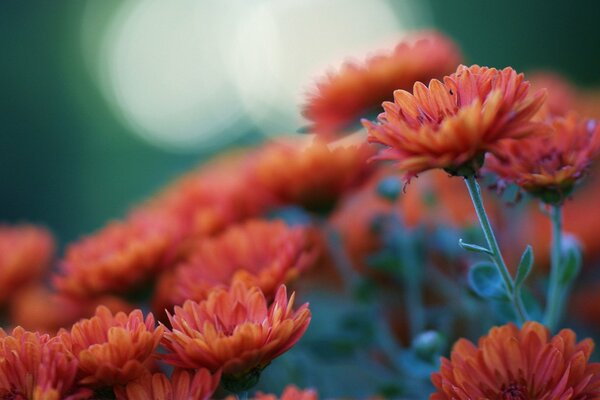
[559,238,582,285]
[467,262,506,299]
[515,245,533,289]
[459,239,492,255]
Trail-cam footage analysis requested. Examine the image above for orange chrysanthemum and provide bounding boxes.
[0,327,90,400]
[364,64,547,182]
[487,113,600,204]
[54,212,180,298]
[255,385,319,400]
[162,283,310,387]
[254,137,375,212]
[60,306,163,387]
[431,321,600,399]
[9,285,133,334]
[144,149,276,238]
[303,31,461,136]
[114,369,221,400]
[172,219,314,305]
[0,224,54,306]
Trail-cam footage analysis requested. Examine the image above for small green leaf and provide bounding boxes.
[459,239,492,255]
[515,245,534,289]
[376,176,403,202]
[468,262,506,299]
[559,241,582,285]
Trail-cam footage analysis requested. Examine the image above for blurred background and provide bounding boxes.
[2,0,600,245]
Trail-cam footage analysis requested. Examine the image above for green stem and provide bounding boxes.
[544,205,563,331]
[397,232,425,339]
[464,175,528,324]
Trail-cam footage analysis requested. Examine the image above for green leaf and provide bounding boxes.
[515,245,534,289]
[468,262,506,299]
[559,240,582,285]
[459,239,492,255]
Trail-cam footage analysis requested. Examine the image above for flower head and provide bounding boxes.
[255,385,319,400]
[254,137,375,212]
[487,113,600,204]
[60,306,163,386]
[0,327,90,400]
[0,224,54,306]
[114,369,220,400]
[162,283,310,389]
[364,64,547,182]
[303,31,461,136]
[431,321,600,399]
[172,219,314,305]
[54,212,179,298]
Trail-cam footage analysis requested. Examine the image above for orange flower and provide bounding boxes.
[303,31,461,136]
[254,137,375,212]
[54,212,180,298]
[172,219,315,305]
[60,306,163,386]
[114,369,220,400]
[0,224,54,306]
[162,283,310,389]
[431,321,600,399]
[9,285,133,334]
[364,64,547,182]
[255,385,319,400]
[0,327,91,400]
[529,71,578,118]
[487,113,600,204]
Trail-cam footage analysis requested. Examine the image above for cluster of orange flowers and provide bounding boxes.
[4,29,600,398]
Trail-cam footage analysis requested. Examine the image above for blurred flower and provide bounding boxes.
[9,285,133,334]
[529,71,578,117]
[253,385,318,400]
[254,137,375,213]
[60,306,163,387]
[487,113,600,204]
[364,65,547,182]
[303,31,461,136]
[0,224,54,306]
[431,321,600,399]
[0,327,90,400]
[54,212,180,298]
[144,149,276,238]
[172,219,315,305]
[114,369,220,400]
[162,283,310,389]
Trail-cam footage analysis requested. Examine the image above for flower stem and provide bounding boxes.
[464,175,528,324]
[544,205,563,331]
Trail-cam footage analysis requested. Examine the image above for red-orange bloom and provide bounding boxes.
[487,113,600,204]
[0,224,54,306]
[255,385,319,400]
[303,31,461,136]
[114,369,220,400]
[60,306,163,386]
[0,327,91,400]
[162,283,311,379]
[431,321,600,399]
[254,137,375,212]
[529,71,579,118]
[54,212,180,298]
[364,64,547,182]
[172,219,314,305]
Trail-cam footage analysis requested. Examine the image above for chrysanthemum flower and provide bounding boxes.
[255,385,319,400]
[54,212,180,298]
[114,369,221,400]
[162,283,310,390]
[431,321,600,399]
[303,31,461,136]
[487,113,600,204]
[254,137,375,212]
[172,219,314,305]
[0,327,91,400]
[0,224,54,306]
[60,306,163,387]
[364,64,547,182]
